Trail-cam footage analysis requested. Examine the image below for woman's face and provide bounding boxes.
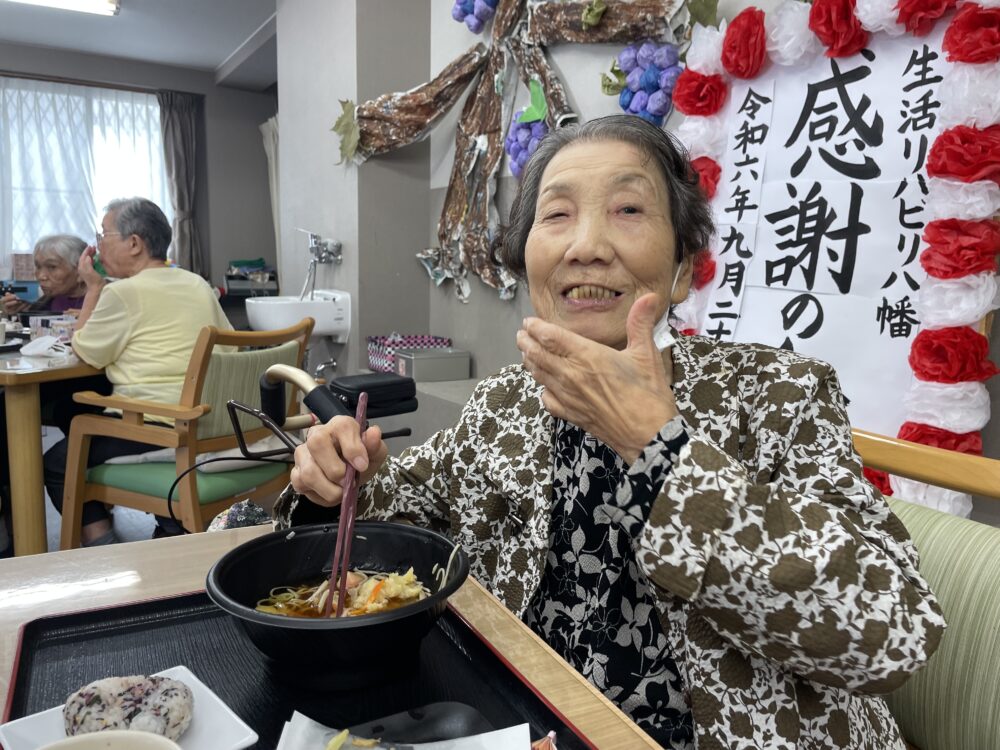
[34,251,80,297]
[524,139,691,350]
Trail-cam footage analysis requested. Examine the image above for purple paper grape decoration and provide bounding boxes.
[659,65,682,93]
[654,45,679,69]
[640,65,661,94]
[613,40,680,128]
[628,90,649,114]
[646,90,671,116]
[618,46,638,73]
[451,0,496,34]
[505,107,549,180]
[636,41,658,68]
[625,67,643,93]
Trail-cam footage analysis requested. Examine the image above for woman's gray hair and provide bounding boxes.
[105,197,172,260]
[492,115,715,279]
[33,234,87,266]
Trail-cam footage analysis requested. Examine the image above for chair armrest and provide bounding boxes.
[853,428,1000,498]
[72,391,210,421]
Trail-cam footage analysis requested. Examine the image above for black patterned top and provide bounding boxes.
[523,417,694,748]
[278,339,945,750]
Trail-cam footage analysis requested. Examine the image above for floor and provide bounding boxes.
[41,428,156,551]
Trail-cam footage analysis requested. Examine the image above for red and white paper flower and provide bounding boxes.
[924,176,1000,220]
[938,61,1000,128]
[766,0,825,65]
[674,113,728,159]
[722,8,768,78]
[809,0,870,57]
[670,2,999,516]
[855,0,907,36]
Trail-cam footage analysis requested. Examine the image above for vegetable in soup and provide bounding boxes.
[255,567,428,618]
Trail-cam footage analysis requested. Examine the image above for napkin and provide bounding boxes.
[276,711,531,750]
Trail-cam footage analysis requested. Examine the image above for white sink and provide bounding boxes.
[245,290,351,341]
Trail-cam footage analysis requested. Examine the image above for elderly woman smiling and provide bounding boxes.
[277,116,944,750]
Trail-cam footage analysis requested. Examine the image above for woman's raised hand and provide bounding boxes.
[290,415,388,507]
[77,246,104,289]
[517,292,679,465]
[1,293,25,315]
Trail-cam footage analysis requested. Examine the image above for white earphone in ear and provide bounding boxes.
[652,267,683,351]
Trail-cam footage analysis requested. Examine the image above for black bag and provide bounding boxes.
[327,372,418,419]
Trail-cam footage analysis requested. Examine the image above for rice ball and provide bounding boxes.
[63,675,193,741]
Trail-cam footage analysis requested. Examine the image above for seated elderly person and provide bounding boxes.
[1,235,113,425]
[43,197,232,546]
[2,234,88,315]
[0,235,111,556]
[277,116,945,749]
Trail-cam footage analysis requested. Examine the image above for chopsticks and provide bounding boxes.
[324,391,369,618]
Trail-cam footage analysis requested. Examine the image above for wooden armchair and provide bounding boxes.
[853,429,1000,750]
[59,319,314,549]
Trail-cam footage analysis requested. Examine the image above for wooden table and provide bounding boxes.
[0,354,102,556]
[0,530,660,748]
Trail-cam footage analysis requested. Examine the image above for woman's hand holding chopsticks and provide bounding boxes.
[290,412,388,509]
[289,393,384,617]
[326,393,368,617]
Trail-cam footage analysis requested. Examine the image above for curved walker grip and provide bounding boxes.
[303,387,352,423]
[259,373,287,424]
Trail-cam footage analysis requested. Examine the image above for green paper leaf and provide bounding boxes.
[517,79,548,124]
[600,59,627,96]
[581,0,608,28]
[331,99,359,164]
[687,0,720,29]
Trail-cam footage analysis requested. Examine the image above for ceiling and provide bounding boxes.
[0,0,277,90]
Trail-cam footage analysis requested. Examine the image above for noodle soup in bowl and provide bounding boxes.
[205,521,469,690]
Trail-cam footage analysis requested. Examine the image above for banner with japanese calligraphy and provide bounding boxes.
[694,26,949,440]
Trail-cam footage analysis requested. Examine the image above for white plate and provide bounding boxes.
[0,666,258,750]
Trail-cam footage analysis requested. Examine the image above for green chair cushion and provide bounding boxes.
[87,462,288,505]
[886,498,1000,750]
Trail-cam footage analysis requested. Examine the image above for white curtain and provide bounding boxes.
[0,76,172,267]
[259,115,280,256]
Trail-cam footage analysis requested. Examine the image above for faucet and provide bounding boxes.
[297,230,343,300]
[308,233,342,265]
[313,357,338,380]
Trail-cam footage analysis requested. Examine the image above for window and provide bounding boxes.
[0,75,173,266]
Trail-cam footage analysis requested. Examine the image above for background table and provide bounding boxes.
[0,530,660,749]
[0,354,101,556]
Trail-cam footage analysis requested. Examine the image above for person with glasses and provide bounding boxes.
[41,197,232,547]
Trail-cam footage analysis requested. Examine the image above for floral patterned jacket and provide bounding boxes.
[275,335,946,750]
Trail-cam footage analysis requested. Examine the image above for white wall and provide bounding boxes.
[0,41,277,286]
[276,0,360,370]
[423,0,773,378]
[426,0,629,377]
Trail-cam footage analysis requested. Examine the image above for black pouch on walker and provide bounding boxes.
[328,372,417,418]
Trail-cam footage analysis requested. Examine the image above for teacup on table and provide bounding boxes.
[39,730,181,750]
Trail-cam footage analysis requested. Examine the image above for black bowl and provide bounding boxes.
[205,521,469,688]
